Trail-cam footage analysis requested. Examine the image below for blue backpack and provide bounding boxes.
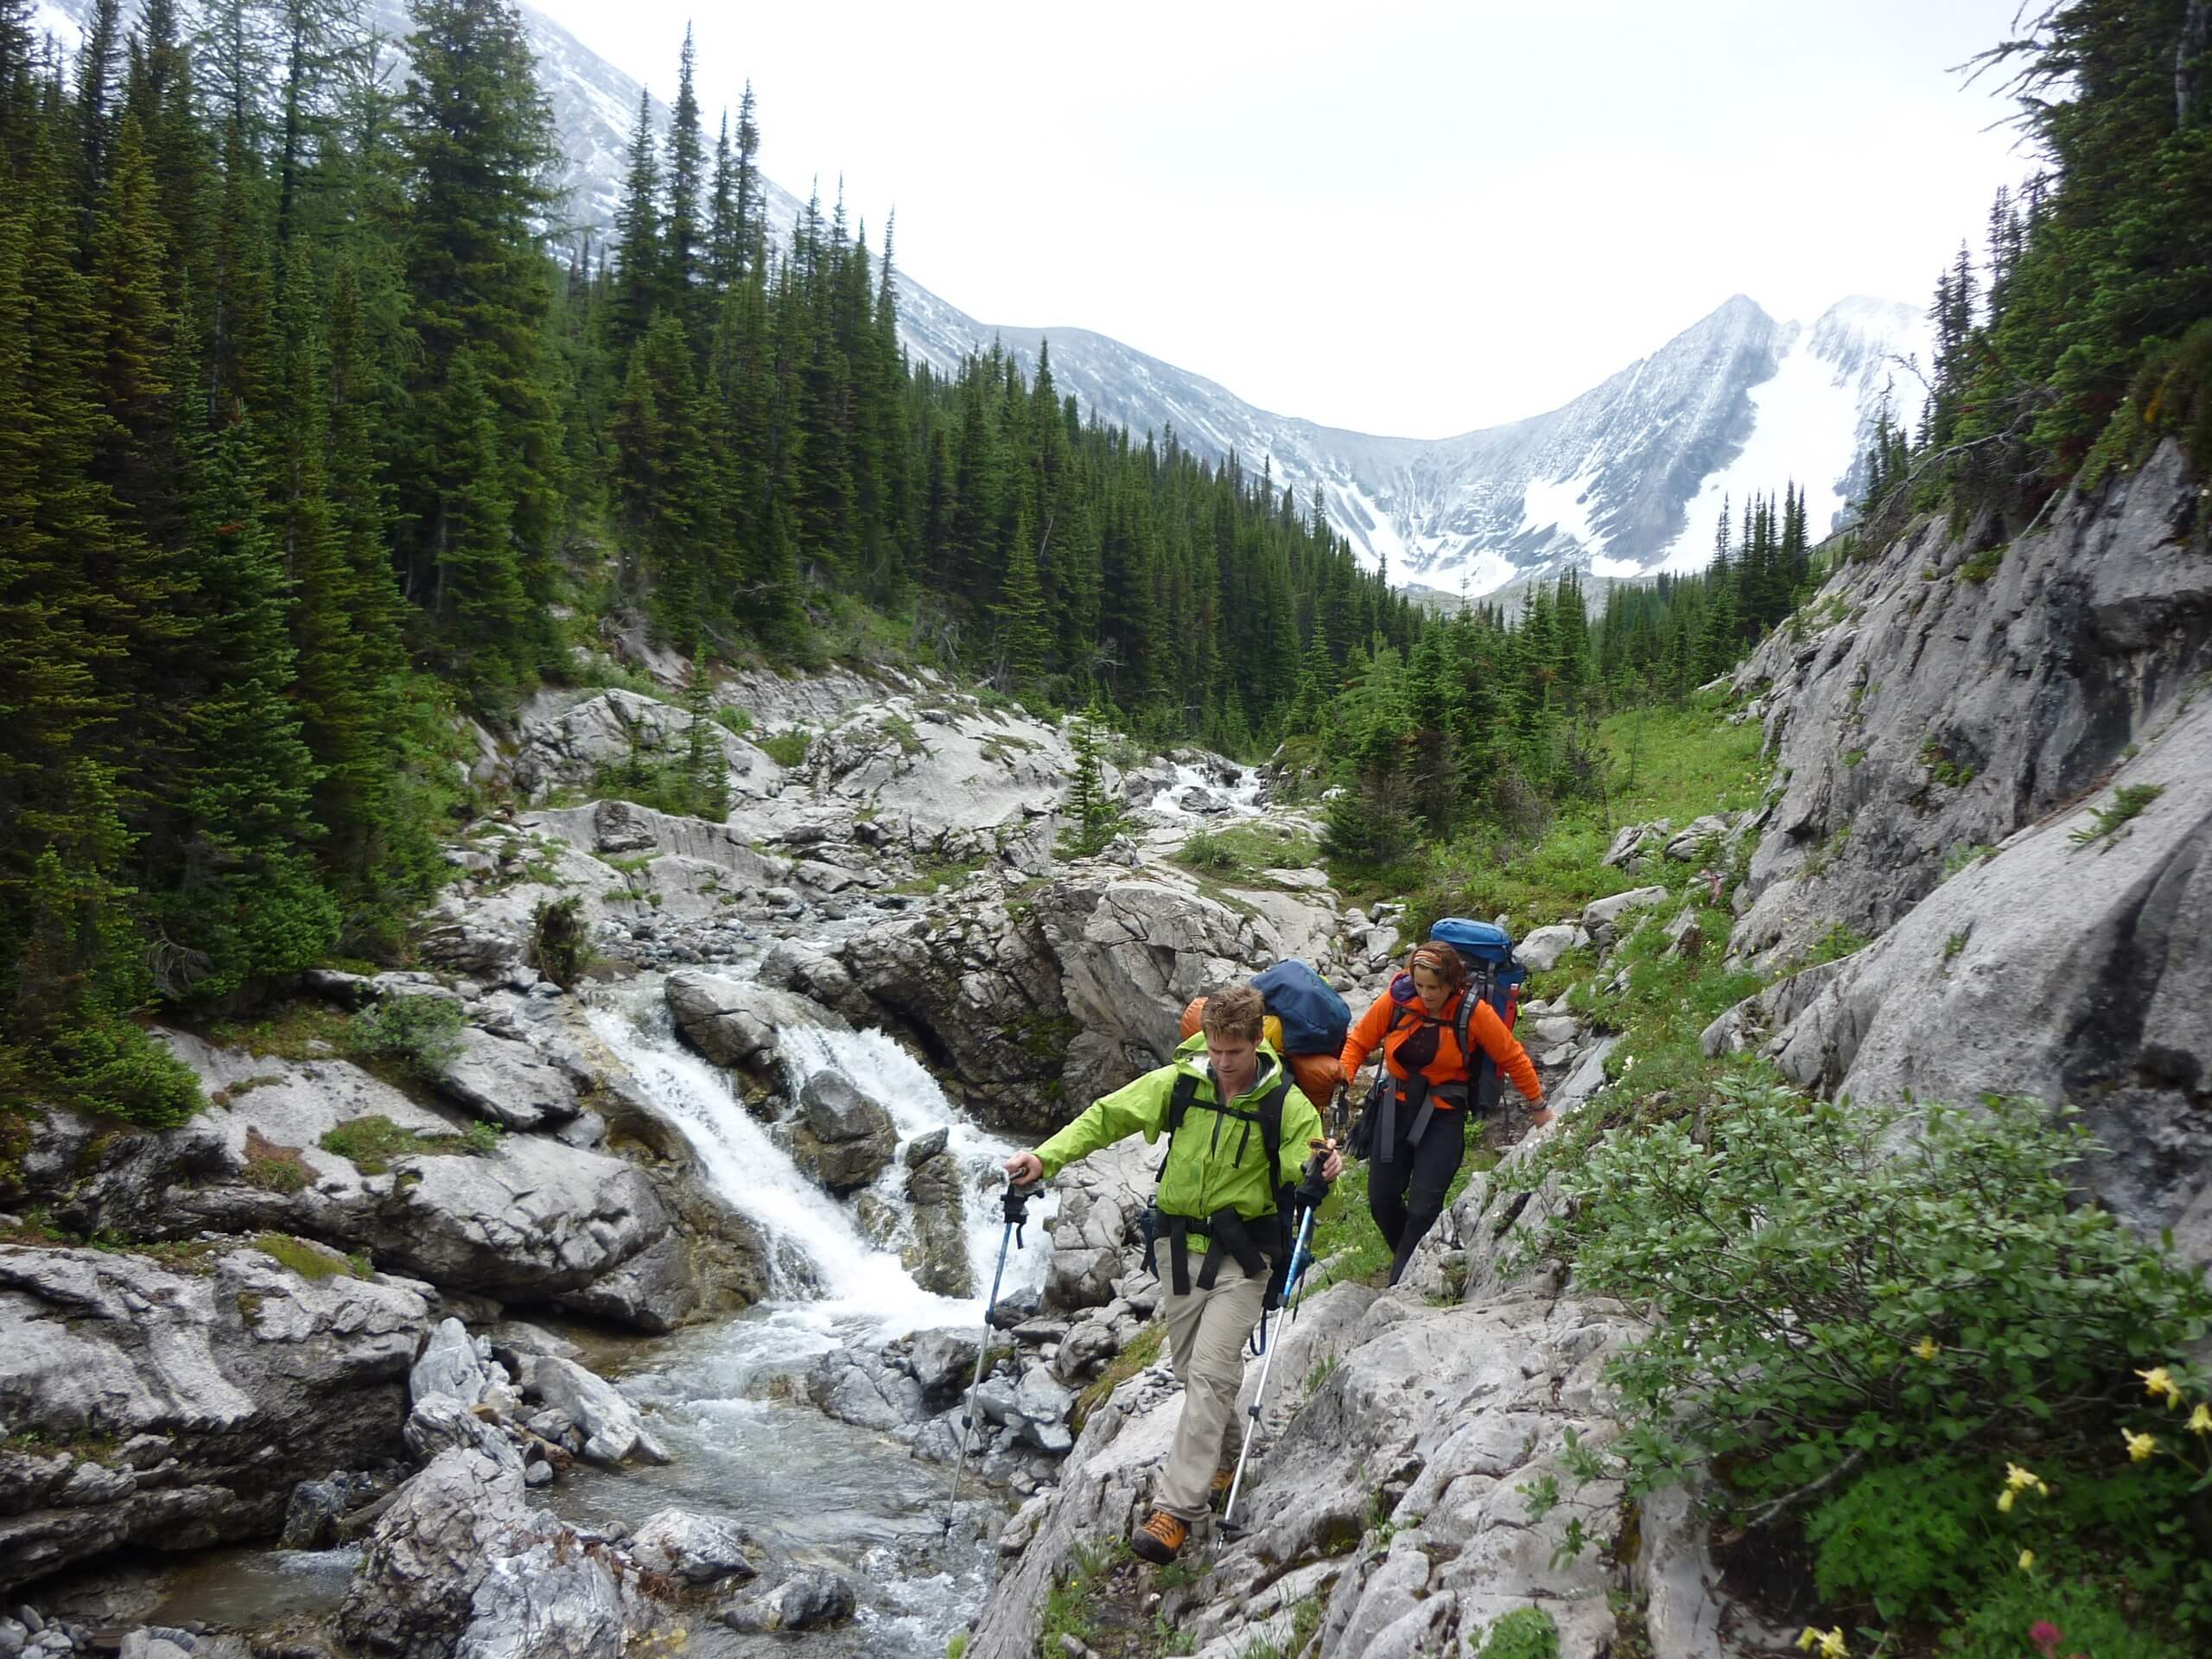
[1426,919,1528,1110]
[1249,960,1352,1057]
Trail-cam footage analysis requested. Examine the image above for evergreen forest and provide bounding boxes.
[2,0,2205,1129]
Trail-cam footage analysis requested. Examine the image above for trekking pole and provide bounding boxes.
[1220,1154,1325,1538]
[942,1179,1039,1535]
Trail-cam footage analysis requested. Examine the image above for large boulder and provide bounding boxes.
[626,1510,759,1586]
[340,1446,654,1659]
[0,1243,430,1593]
[665,972,842,1070]
[431,1027,582,1132]
[776,1074,897,1195]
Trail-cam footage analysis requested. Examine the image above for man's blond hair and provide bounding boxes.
[1200,983,1267,1044]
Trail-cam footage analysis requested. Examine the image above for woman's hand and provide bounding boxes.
[1529,1103,1554,1128]
[1003,1150,1045,1185]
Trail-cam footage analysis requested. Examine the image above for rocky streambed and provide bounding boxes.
[3,663,1445,1658]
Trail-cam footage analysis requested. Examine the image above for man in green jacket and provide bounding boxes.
[1003,984,1343,1563]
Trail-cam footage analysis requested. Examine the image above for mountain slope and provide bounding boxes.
[40,0,1924,598]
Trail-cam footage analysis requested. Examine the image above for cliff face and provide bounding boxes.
[1716,439,2212,1258]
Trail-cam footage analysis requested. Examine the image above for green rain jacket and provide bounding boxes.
[1034,1033,1325,1228]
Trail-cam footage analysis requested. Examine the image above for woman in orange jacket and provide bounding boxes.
[1339,941,1550,1285]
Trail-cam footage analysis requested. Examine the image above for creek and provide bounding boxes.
[133,967,1052,1656]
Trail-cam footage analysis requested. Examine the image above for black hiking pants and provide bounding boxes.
[1367,1098,1468,1287]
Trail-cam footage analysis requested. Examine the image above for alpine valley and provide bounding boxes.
[39,0,1930,601]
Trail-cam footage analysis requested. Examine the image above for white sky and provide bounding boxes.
[532,0,2037,439]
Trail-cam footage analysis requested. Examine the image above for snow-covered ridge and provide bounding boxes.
[39,2,1927,598]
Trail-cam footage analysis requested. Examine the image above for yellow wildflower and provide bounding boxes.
[1817,1629,1848,1659]
[2138,1366,2181,1406]
[1912,1336,1940,1362]
[2019,1548,2036,1572]
[1996,1488,2016,1513]
[2124,1428,2158,1462]
[2005,1462,2039,1491]
[2191,1403,2212,1436]
[1796,1630,1820,1654]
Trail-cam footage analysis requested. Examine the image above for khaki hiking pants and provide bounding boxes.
[1158,1255,1267,1522]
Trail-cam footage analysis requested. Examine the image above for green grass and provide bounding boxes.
[317,1114,488,1175]
[253,1232,369,1281]
[1040,1538,1123,1652]
[1173,822,1319,881]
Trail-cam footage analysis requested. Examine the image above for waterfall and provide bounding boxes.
[586,982,1050,1347]
[1147,760,1266,819]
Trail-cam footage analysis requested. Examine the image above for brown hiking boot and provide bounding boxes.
[1208,1468,1235,1508]
[1131,1510,1189,1564]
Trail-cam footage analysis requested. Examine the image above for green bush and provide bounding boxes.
[1477,1607,1560,1659]
[318,1114,484,1174]
[1805,1458,1995,1622]
[757,728,810,768]
[1179,830,1239,872]
[1511,1077,2212,1506]
[42,1019,204,1129]
[1943,1573,2188,1659]
[346,995,465,1078]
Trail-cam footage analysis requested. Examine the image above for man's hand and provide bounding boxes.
[1003,1150,1045,1186]
[1320,1147,1344,1182]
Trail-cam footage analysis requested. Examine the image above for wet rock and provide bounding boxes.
[514,1356,670,1468]
[410,1318,490,1408]
[1049,1321,1119,1384]
[664,972,832,1070]
[718,1569,855,1633]
[908,1330,982,1400]
[280,1471,387,1550]
[904,1127,950,1166]
[778,1074,897,1195]
[626,1510,758,1586]
[904,1151,972,1298]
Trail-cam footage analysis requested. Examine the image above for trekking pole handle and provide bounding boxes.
[1003,1179,1041,1245]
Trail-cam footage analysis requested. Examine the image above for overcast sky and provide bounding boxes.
[533,0,2036,439]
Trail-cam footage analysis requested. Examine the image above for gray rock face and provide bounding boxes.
[904,1149,973,1298]
[0,1244,429,1592]
[1713,440,2212,1258]
[1730,438,2212,972]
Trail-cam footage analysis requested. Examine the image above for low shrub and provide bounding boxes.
[346,995,465,1079]
[1510,1078,2212,1510]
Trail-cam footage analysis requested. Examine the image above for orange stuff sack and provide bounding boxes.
[1178,995,1332,1111]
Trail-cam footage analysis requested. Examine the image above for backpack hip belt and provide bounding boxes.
[1369,1069,1470,1164]
[1146,1206,1280,1297]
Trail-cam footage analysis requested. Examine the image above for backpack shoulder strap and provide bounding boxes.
[1160,1070,1205,1179]
[1452,988,1477,1060]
